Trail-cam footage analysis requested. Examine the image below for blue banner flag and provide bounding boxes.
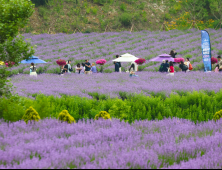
[201,30,212,72]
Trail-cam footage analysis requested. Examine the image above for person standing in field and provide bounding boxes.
[114,61,119,72]
[168,61,174,76]
[68,60,73,73]
[75,63,82,74]
[179,61,188,72]
[185,58,193,72]
[116,55,122,72]
[217,56,222,72]
[185,58,190,72]
[81,63,85,74]
[85,59,91,74]
[170,50,177,58]
[91,63,98,73]
[30,62,37,77]
[159,60,165,72]
[163,60,169,72]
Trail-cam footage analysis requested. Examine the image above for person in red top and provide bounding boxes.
[168,61,174,76]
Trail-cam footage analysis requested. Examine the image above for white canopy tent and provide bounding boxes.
[112,53,139,62]
[112,53,139,72]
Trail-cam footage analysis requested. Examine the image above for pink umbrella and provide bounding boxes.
[149,54,174,62]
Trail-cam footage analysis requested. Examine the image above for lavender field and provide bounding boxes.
[11,71,222,98]
[0,118,222,169]
[9,29,222,74]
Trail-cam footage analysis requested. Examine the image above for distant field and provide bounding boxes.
[9,29,222,75]
[10,71,222,98]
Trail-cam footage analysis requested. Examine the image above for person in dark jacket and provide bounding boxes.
[114,62,119,72]
[159,60,165,72]
[179,61,188,72]
[116,55,122,72]
[163,60,169,72]
[170,50,177,58]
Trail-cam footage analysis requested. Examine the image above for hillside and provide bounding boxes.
[19,0,177,34]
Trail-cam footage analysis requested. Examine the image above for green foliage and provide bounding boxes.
[58,110,76,124]
[0,0,35,97]
[137,2,145,10]
[1,91,222,123]
[0,67,11,97]
[109,99,131,120]
[22,106,40,124]
[31,0,48,7]
[95,111,111,120]
[0,0,34,44]
[213,110,222,122]
[91,7,98,15]
[0,35,35,66]
[92,0,110,5]
[119,13,132,26]
[120,3,127,12]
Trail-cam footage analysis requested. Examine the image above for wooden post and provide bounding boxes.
[134,24,139,32]
[195,22,199,30]
[130,24,134,33]
[76,28,82,33]
[104,24,109,33]
[159,24,163,32]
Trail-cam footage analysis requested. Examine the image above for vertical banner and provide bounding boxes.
[201,30,212,72]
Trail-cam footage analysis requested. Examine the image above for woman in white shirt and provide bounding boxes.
[80,63,85,74]
[75,63,82,74]
[30,62,37,77]
[185,58,190,72]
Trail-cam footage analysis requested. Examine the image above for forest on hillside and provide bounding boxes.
[19,0,222,33]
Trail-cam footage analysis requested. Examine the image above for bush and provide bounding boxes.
[1,91,222,123]
[22,106,40,124]
[31,0,48,7]
[213,110,222,122]
[58,110,76,124]
[120,3,127,12]
[91,7,98,15]
[95,111,111,120]
[119,13,132,27]
[109,99,130,120]
[92,0,107,5]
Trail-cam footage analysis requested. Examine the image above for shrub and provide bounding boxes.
[91,7,98,15]
[93,0,107,5]
[109,99,131,120]
[58,110,76,124]
[120,3,127,11]
[31,0,48,7]
[22,106,40,124]
[119,13,132,26]
[213,110,222,122]
[95,111,111,120]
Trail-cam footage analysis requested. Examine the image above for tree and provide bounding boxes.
[0,0,35,97]
[181,0,209,29]
[209,0,222,29]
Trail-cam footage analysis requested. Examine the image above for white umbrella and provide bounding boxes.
[112,53,139,62]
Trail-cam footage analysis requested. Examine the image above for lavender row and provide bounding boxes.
[10,71,222,98]
[0,118,222,168]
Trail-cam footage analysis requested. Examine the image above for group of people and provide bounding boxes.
[158,50,193,76]
[61,59,97,75]
[159,58,192,76]
[114,55,139,77]
[29,49,222,77]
